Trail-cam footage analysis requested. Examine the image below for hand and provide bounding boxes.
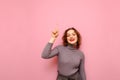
[49,28,59,43]
[51,29,59,39]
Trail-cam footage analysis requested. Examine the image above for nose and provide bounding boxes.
[70,35,74,38]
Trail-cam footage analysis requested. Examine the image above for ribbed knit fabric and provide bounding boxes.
[41,42,86,80]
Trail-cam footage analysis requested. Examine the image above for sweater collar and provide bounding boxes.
[66,44,77,50]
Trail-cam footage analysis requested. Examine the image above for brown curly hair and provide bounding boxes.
[62,27,82,49]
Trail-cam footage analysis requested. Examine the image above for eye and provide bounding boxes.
[72,33,76,36]
[67,34,70,37]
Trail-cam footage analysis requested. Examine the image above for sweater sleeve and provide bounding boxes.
[41,42,59,59]
[79,52,86,80]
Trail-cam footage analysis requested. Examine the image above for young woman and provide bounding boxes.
[41,27,86,80]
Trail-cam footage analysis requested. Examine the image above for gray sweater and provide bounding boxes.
[41,42,86,80]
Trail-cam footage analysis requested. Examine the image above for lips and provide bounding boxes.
[69,38,75,42]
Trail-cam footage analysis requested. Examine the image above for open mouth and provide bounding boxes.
[69,38,75,42]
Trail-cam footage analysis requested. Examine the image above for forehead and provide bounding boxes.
[67,29,75,34]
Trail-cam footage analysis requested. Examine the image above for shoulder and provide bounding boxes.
[78,50,85,58]
[55,45,65,49]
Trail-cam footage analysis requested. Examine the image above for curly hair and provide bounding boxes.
[62,27,82,49]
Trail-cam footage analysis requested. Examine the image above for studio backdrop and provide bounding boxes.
[0,0,120,80]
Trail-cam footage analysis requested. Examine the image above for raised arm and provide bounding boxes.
[41,28,59,59]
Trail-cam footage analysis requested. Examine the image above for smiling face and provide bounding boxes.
[62,27,81,49]
[66,29,78,45]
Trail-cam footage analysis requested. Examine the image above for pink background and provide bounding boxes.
[0,0,120,80]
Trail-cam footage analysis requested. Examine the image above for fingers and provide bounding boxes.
[52,30,58,35]
[52,28,59,38]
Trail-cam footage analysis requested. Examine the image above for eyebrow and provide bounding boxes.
[67,32,76,35]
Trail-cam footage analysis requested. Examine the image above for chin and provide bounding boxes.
[68,41,77,45]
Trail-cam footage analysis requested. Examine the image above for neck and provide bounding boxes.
[68,43,77,49]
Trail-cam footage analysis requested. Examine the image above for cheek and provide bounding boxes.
[67,37,70,41]
[75,36,78,41]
